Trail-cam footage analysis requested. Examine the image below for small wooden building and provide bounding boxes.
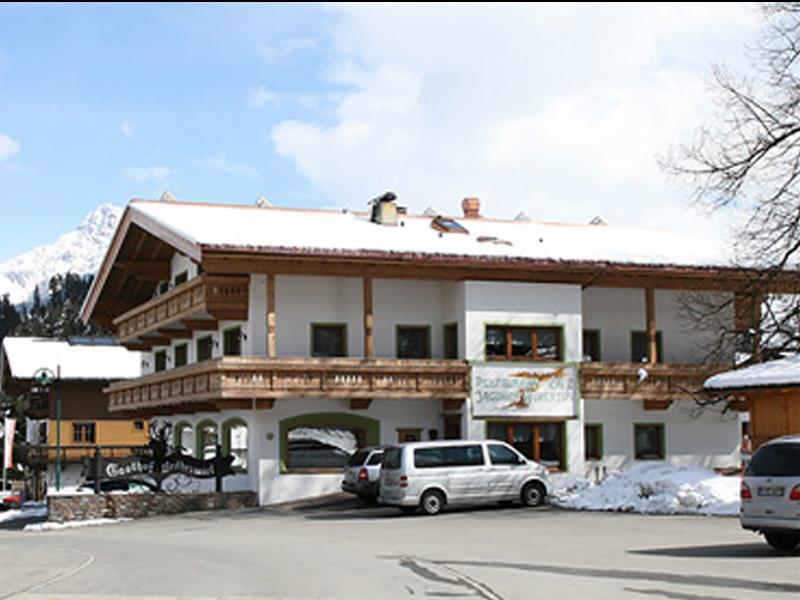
[705,356,800,450]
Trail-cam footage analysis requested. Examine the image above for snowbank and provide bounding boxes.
[0,501,48,523]
[551,463,740,516]
[24,518,131,532]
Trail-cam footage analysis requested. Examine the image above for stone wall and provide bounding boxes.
[48,491,258,522]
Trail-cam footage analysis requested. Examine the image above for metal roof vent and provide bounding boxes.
[514,211,532,222]
[369,191,399,226]
[160,190,177,202]
[422,206,438,217]
[589,216,607,226]
[255,195,272,208]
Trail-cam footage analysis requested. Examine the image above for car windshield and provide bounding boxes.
[347,449,370,467]
[746,443,800,477]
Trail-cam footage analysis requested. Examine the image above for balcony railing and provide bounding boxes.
[114,274,249,345]
[580,362,727,402]
[19,445,147,469]
[106,357,471,413]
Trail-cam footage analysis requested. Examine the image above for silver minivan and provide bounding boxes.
[379,440,549,515]
[740,434,800,551]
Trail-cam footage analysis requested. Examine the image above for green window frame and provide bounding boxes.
[197,335,213,362]
[582,329,601,362]
[279,413,380,474]
[443,323,458,359]
[154,350,167,372]
[485,325,564,361]
[631,331,663,363]
[174,343,188,368]
[196,419,219,460]
[584,423,603,460]
[634,423,665,460]
[223,327,242,357]
[310,323,348,357]
[221,417,249,473]
[396,325,431,359]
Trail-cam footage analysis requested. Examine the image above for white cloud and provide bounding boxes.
[120,121,135,139]
[258,37,318,63]
[0,133,20,162]
[192,153,259,178]
[123,165,171,183]
[271,3,760,236]
[247,86,281,109]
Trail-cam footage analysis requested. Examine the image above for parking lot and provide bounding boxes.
[0,500,798,600]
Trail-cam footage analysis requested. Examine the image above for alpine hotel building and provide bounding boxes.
[80,196,762,504]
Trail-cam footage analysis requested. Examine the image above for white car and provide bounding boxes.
[740,434,800,551]
[341,447,384,504]
[379,440,549,515]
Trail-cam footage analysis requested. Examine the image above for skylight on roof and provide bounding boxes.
[431,216,469,234]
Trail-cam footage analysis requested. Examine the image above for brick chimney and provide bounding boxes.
[461,197,481,219]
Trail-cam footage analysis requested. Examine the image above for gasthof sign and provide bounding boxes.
[471,363,579,418]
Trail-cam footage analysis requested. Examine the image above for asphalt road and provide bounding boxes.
[0,500,797,600]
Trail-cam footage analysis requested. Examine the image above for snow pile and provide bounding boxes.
[551,462,740,516]
[0,501,47,523]
[24,517,131,532]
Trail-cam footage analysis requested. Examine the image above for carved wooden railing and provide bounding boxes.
[580,362,728,402]
[114,274,249,343]
[106,357,471,413]
[19,445,148,467]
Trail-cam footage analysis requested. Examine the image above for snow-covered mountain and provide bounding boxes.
[0,203,122,304]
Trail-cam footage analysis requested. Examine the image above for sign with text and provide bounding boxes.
[471,364,578,418]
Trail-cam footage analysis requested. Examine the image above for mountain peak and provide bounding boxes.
[0,204,123,304]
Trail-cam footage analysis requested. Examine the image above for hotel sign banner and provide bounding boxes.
[471,364,578,418]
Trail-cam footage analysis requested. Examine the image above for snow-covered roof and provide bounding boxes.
[1,337,141,382]
[704,355,800,391]
[130,200,730,268]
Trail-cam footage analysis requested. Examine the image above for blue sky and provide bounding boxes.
[0,3,762,262]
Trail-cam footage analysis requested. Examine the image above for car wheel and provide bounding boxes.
[420,490,445,516]
[764,533,800,551]
[521,481,546,507]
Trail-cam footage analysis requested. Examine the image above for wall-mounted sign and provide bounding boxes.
[471,363,578,418]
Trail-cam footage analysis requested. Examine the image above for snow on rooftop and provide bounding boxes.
[1,337,141,381]
[131,200,730,268]
[704,354,800,391]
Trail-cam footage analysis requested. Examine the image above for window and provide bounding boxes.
[414,445,484,468]
[485,326,562,361]
[72,422,96,443]
[582,329,601,361]
[174,422,193,455]
[488,444,522,465]
[746,443,800,477]
[584,424,603,460]
[311,324,347,357]
[487,421,566,470]
[443,323,458,359]
[631,331,662,363]
[197,336,213,362]
[223,327,241,357]
[174,343,188,368]
[173,271,188,287]
[397,326,430,359]
[196,420,218,460]
[286,426,363,470]
[222,418,248,472]
[444,415,462,440]
[383,447,402,470]
[133,420,145,431]
[431,216,469,234]
[154,350,167,372]
[397,428,422,442]
[634,424,664,460]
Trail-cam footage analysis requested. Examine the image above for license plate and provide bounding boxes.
[757,486,785,497]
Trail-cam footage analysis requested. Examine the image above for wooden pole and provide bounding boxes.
[363,277,374,358]
[267,274,276,358]
[645,287,657,364]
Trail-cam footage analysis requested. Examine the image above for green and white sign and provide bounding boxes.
[471,363,578,418]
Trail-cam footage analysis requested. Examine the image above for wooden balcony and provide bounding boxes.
[19,445,147,469]
[580,362,727,403]
[114,274,249,348]
[106,357,471,414]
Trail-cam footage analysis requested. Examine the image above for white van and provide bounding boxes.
[378,440,550,515]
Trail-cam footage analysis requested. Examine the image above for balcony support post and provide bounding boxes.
[645,287,657,364]
[363,277,374,358]
[267,274,277,358]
